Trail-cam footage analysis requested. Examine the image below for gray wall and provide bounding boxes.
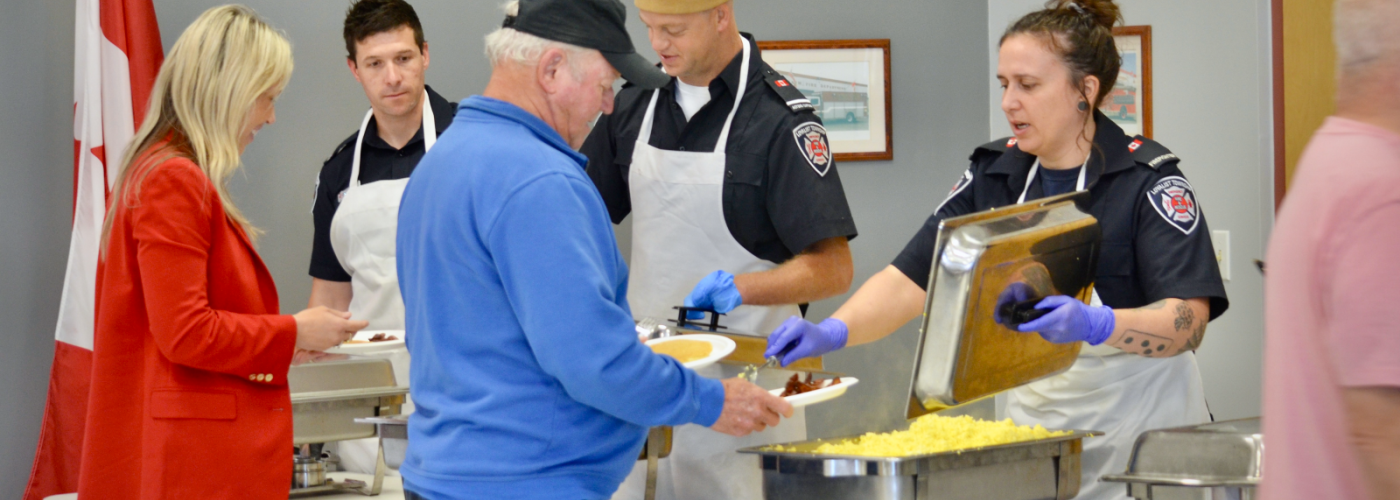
[0,0,1277,494]
[0,0,79,496]
[988,0,1275,420]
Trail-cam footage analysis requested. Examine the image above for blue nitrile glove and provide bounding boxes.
[1016,295,1115,345]
[764,316,848,367]
[684,270,743,320]
[993,282,1037,325]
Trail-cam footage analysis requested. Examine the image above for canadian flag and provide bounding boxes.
[24,1,161,499]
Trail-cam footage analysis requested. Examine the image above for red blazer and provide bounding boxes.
[78,152,298,500]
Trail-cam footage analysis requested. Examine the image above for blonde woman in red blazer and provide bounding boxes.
[78,6,368,499]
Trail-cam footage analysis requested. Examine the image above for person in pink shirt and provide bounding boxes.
[1261,1,1400,499]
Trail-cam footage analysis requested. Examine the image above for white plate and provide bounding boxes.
[325,330,406,355]
[646,334,736,370]
[769,376,859,408]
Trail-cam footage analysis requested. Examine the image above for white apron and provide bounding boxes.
[613,38,806,500]
[1002,160,1211,500]
[328,91,436,474]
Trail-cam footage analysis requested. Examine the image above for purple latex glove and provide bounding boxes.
[684,270,743,320]
[1016,295,1115,345]
[764,316,848,367]
[993,282,1037,325]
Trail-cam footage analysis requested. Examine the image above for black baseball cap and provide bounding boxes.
[506,0,670,89]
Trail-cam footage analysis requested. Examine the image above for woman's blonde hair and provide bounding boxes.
[101,4,292,251]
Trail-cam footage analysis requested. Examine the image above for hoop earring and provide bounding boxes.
[1077,101,1089,111]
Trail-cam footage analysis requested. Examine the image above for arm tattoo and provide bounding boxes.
[1173,301,1196,332]
[1117,329,1177,357]
[1176,319,1207,355]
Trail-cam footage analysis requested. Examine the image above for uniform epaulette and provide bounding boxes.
[971,137,1016,161]
[761,68,816,114]
[325,134,356,165]
[1127,135,1179,170]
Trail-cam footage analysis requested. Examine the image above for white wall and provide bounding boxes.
[987,0,1274,420]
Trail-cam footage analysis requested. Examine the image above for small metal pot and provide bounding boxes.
[291,455,326,489]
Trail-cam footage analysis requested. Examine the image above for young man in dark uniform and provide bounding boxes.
[305,0,454,474]
[580,1,856,498]
[308,0,454,317]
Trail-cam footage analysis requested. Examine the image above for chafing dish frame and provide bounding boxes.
[1101,418,1262,500]
[906,192,1100,419]
[288,358,407,497]
[739,431,1100,500]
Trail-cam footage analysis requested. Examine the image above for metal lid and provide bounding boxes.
[906,191,1101,418]
[1101,417,1263,487]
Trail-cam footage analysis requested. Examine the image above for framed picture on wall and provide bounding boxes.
[1102,26,1153,138]
[756,39,892,162]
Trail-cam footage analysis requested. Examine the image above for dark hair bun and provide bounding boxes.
[1002,0,1125,109]
[1049,0,1122,31]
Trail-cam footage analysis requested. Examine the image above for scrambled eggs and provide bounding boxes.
[649,339,712,364]
[771,414,1070,457]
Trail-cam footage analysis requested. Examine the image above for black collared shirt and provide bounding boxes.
[892,112,1229,320]
[309,85,456,282]
[581,33,858,264]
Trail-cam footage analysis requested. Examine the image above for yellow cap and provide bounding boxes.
[634,0,729,15]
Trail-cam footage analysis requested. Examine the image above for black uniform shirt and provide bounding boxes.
[309,85,456,282]
[892,112,1230,319]
[581,33,858,264]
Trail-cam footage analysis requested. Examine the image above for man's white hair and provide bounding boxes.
[484,1,592,68]
[1335,0,1400,77]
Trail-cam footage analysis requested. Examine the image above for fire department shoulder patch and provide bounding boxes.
[793,122,833,177]
[1146,176,1201,235]
[935,169,974,214]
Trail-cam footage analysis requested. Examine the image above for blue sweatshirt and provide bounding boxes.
[395,96,726,500]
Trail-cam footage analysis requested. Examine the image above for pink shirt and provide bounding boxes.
[1262,117,1400,500]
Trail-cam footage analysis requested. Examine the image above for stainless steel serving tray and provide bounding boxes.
[288,358,407,445]
[1101,418,1262,493]
[739,431,1101,500]
[907,192,1100,418]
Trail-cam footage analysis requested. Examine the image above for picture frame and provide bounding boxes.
[757,39,893,162]
[1102,26,1152,138]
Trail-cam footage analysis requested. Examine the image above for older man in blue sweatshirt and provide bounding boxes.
[395,1,793,499]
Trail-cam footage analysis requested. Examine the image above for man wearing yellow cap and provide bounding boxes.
[582,1,858,498]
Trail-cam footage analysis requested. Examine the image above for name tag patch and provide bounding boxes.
[1146,176,1200,235]
[793,122,832,177]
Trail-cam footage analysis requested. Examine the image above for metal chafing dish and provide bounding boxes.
[288,357,407,497]
[356,416,409,470]
[739,431,1100,500]
[1102,418,1263,500]
[907,192,1100,418]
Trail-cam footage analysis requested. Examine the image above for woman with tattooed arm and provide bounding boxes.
[761,2,1228,499]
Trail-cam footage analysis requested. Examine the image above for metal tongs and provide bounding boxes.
[741,338,798,382]
[636,317,675,341]
[739,355,780,382]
